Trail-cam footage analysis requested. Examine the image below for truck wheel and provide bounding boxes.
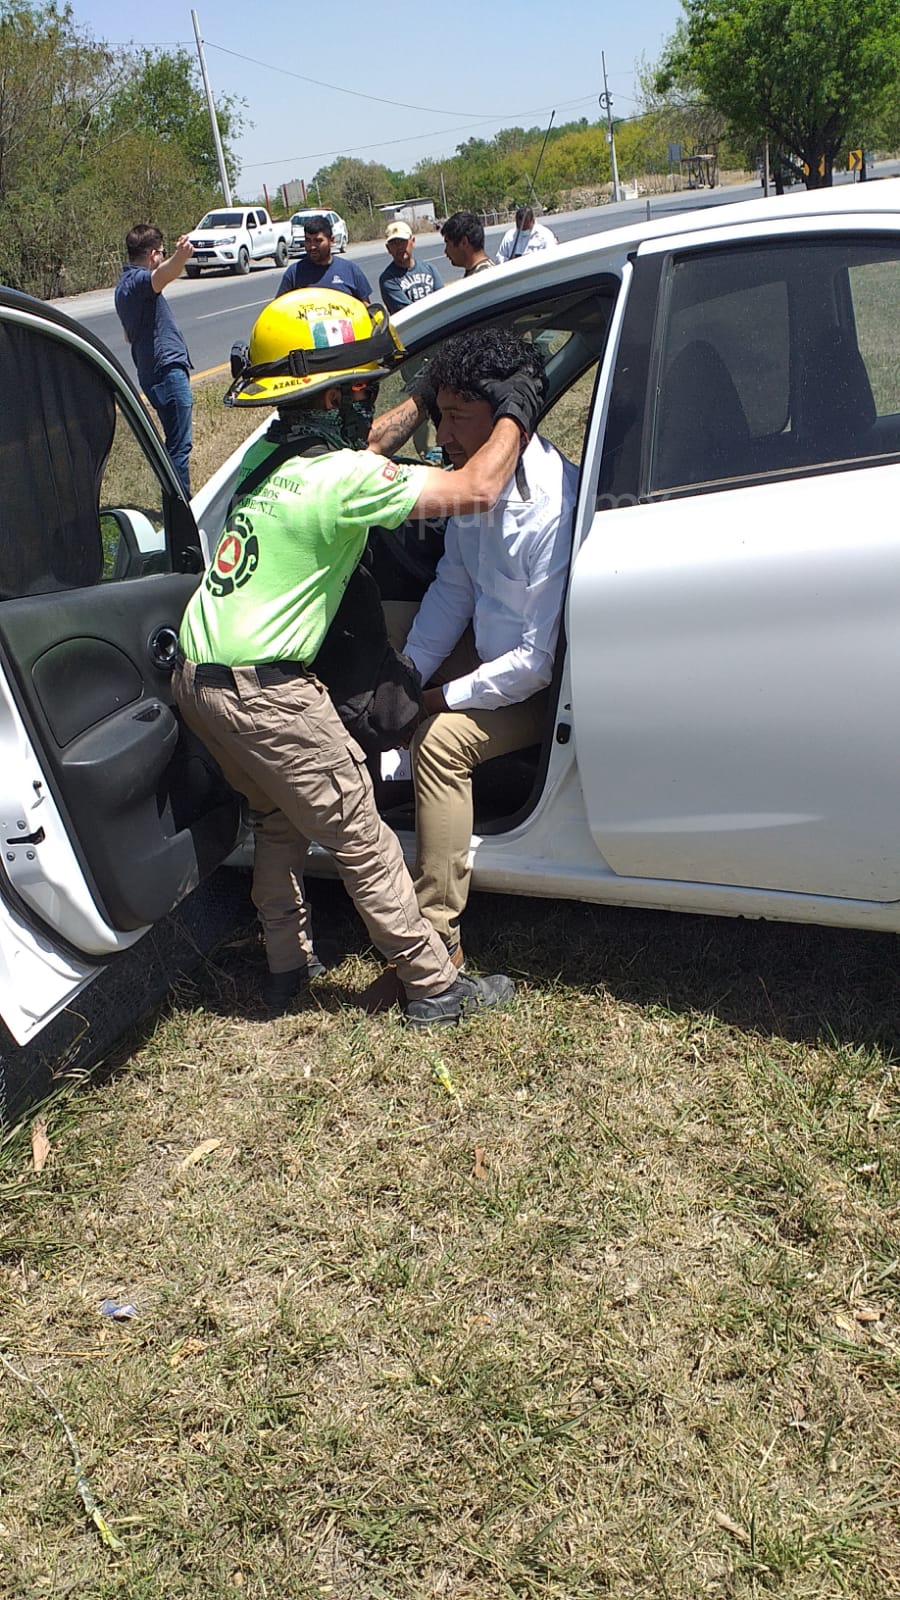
[274,238,288,267]
[185,263,200,279]
[233,247,250,275]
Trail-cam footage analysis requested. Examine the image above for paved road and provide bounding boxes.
[54,168,899,380]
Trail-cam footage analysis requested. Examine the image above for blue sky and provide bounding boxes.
[72,1,683,197]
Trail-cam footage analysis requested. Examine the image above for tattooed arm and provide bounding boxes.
[366,392,425,457]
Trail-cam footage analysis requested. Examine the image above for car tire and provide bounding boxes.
[274,239,288,267]
[185,263,200,279]
[234,247,251,275]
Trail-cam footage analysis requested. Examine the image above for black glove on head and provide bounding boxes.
[480,369,545,439]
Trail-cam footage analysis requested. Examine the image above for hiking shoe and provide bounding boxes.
[404,972,514,1029]
[261,954,326,1014]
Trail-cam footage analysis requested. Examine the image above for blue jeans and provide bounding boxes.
[149,366,193,497]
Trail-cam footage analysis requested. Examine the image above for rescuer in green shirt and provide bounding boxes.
[174,288,543,1025]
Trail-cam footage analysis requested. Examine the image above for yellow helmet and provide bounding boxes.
[225,288,405,408]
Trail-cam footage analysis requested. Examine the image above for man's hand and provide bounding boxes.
[480,370,545,439]
[172,234,195,266]
[152,234,195,293]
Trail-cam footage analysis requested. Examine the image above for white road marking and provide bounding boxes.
[196,298,270,320]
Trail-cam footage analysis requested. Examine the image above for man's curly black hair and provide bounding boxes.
[426,326,546,406]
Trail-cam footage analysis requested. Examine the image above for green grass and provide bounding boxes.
[0,890,898,1598]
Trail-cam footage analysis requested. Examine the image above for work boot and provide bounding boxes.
[448,945,466,971]
[261,953,327,1015]
[404,972,514,1029]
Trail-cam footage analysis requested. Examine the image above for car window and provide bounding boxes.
[848,257,900,416]
[99,400,169,581]
[198,212,243,229]
[0,318,172,597]
[373,283,616,466]
[648,236,900,496]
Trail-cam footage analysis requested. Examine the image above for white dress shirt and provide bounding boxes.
[404,434,579,712]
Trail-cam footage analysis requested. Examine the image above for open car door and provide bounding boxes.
[0,292,242,1048]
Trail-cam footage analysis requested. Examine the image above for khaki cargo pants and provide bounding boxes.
[172,659,455,999]
[385,604,547,952]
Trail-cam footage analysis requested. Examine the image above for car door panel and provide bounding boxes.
[0,291,242,1041]
[570,466,900,900]
[0,574,240,936]
[569,224,900,905]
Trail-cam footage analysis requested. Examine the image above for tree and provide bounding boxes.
[0,2,122,291]
[103,47,244,194]
[655,0,900,187]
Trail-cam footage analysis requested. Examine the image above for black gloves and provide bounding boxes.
[480,369,546,439]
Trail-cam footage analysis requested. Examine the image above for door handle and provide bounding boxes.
[150,626,180,670]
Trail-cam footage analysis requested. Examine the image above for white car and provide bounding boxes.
[186,207,289,276]
[2,180,899,1112]
[288,209,349,256]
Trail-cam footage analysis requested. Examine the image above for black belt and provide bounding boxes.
[175,651,309,689]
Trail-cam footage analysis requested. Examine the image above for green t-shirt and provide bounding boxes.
[180,445,426,668]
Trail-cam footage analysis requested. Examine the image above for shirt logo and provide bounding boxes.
[206,510,259,597]
[381,462,399,481]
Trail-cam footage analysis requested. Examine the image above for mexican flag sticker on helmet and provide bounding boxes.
[225,288,405,408]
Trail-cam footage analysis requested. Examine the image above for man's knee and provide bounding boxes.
[412,711,479,784]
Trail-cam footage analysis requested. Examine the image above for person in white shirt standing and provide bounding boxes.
[496,206,559,263]
[369,328,578,968]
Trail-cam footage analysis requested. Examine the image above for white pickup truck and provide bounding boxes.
[185,207,289,277]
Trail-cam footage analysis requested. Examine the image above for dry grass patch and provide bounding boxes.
[1,891,898,1598]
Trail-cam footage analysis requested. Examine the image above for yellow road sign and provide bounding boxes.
[849,149,863,171]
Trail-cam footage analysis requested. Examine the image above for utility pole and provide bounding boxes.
[191,10,232,205]
[599,51,621,203]
[440,168,448,218]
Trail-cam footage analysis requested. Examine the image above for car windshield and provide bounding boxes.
[291,213,323,229]
[198,212,244,228]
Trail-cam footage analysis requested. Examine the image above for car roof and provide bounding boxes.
[391,178,900,344]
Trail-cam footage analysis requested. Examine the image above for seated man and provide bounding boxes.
[369,328,578,965]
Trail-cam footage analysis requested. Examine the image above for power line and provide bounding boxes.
[241,97,600,169]
[207,39,599,124]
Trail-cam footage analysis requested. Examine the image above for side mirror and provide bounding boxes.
[100,509,167,580]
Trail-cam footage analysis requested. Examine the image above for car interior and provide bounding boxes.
[364,280,619,834]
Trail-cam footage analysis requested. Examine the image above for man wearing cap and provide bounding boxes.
[378,221,443,314]
[496,206,559,263]
[276,214,370,303]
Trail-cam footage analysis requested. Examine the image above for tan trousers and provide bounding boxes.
[385,604,547,951]
[172,659,455,998]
